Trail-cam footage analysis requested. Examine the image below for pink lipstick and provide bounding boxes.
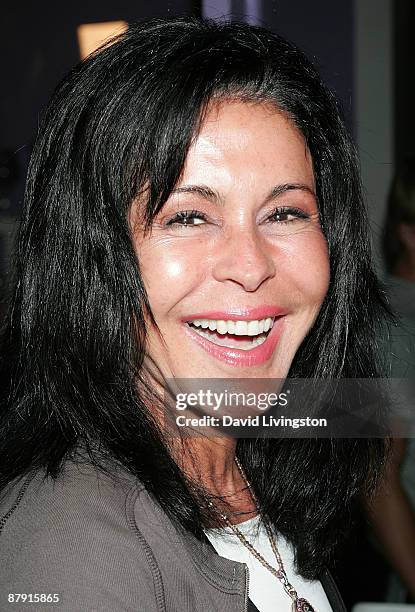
[181,306,288,323]
[182,306,287,367]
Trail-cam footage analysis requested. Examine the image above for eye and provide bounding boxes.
[267,206,310,224]
[165,210,208,227]
[164,206,311,228]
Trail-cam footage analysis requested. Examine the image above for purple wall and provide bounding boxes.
[202,1,354,130]
[262,1,354,130]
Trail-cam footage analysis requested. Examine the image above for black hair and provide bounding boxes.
[0,16,389,579]
[382,155,415,273]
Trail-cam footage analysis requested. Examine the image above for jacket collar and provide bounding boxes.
[134,484,346,611]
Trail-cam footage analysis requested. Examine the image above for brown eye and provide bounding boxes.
[267,206,309,224]
[166,210,208,227]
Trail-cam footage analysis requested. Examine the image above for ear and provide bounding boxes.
[398,223,415,252]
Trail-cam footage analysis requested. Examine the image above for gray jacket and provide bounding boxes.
[0,458,346,612]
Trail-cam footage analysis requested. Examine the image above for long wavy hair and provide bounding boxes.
[0,16,389,579]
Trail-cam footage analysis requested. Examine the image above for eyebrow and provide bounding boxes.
[171,183,316,205]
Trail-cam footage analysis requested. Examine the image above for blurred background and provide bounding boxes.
[1,1,414,610]
[0,0,397,291]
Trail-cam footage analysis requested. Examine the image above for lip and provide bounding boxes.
[183,314,286,367]
[181,306,288,323]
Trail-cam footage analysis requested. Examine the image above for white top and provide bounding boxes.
[204,514,333,612]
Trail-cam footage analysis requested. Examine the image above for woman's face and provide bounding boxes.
[130,101,330,379]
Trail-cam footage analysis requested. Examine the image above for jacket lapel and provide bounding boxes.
[201,531,346,612]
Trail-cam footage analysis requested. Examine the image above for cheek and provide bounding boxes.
[281,231,330,309]
[138,238,207,316]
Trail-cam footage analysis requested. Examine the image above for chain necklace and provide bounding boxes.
[206,456,316,612]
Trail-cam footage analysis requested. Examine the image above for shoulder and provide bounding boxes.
[0,457,142,539]
[0,459,159,612]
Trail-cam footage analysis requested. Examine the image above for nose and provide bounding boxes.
[212,227,276,292]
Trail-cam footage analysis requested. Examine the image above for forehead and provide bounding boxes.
[180,100,314,188]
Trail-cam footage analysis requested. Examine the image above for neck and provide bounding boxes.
[169,435,258,524]
[172,435,239,491]
[140,362,257,523]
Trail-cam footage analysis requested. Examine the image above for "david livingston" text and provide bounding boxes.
[176,415,328,429]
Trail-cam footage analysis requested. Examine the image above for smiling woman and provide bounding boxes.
[132,102,329,374]
[0,16,388,612]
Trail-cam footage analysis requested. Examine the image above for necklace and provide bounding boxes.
[206,456,316,612]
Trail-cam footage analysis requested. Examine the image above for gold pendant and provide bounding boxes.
[292,598,315,612]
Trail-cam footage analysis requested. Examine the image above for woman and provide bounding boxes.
[0,16,388,612]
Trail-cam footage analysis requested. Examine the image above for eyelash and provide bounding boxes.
[165,207,310,227]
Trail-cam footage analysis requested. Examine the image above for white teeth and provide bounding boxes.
[187,316,275,337]
[226,320,235,334]
[216,320,227,335]
[247,320,259,336]
[190,327,269,350]
[235,321,248,335]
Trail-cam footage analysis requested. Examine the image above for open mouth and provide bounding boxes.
[185,317,275,351]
